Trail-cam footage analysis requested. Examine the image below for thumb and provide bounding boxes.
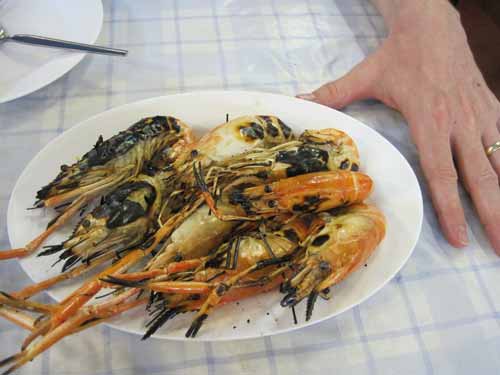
[297,55,380,109]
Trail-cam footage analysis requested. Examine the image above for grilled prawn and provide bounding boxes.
[281,204,386,320]
[35,116,191,207]
[0,116,193,260]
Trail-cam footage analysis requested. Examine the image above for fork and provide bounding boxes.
[0,23,127,56]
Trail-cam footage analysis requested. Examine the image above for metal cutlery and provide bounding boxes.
[0,24,127,56]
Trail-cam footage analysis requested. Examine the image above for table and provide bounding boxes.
[1,1,499,374]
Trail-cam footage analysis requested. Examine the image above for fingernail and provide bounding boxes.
[296,93,316,101]
[457,225,469,246]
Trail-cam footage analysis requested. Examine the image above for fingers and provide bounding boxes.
[297,53,381,109]
[412,121,468,247]
[453,128,500,254]
[482,124,500,178]
[421,149,468,247]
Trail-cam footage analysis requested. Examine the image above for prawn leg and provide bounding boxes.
[186,254,294,338]
[0,293,55,315]
[102,259,204,287]
[142,276,287,340]
[12,252,116,299]
[15,280,103,354]
[0,193,89,259]
[0,306,36,332]
[68,297,148,335]
[0,289,140,375]
[0,176,122,260]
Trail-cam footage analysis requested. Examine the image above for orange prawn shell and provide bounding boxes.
[300,128,360,170]
[315,204,386,290]
[243,171,373,214]
[185,115,293,162]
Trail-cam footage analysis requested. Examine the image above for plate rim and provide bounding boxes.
[0,0,104,104]
[7,90,424,341]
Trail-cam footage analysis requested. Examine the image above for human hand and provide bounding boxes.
[298,0,500,254]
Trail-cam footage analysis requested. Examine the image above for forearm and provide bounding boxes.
[370,0,458,31]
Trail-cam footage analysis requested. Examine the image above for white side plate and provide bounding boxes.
[0,0,103,103]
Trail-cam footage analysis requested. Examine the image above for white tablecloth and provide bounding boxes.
[1,1,499,374]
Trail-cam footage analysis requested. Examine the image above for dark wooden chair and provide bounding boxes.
[459,0,500,99]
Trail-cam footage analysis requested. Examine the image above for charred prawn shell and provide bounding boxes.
[39,178,161,271]
[35,116,189,207]
[92,181,157,229]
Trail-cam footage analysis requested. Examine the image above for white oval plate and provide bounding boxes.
[0,0,103,104]
[8,91,423,341]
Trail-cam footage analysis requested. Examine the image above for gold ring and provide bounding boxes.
[486,140,500,157]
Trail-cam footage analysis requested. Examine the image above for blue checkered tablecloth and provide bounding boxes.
[1,1,500,374]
